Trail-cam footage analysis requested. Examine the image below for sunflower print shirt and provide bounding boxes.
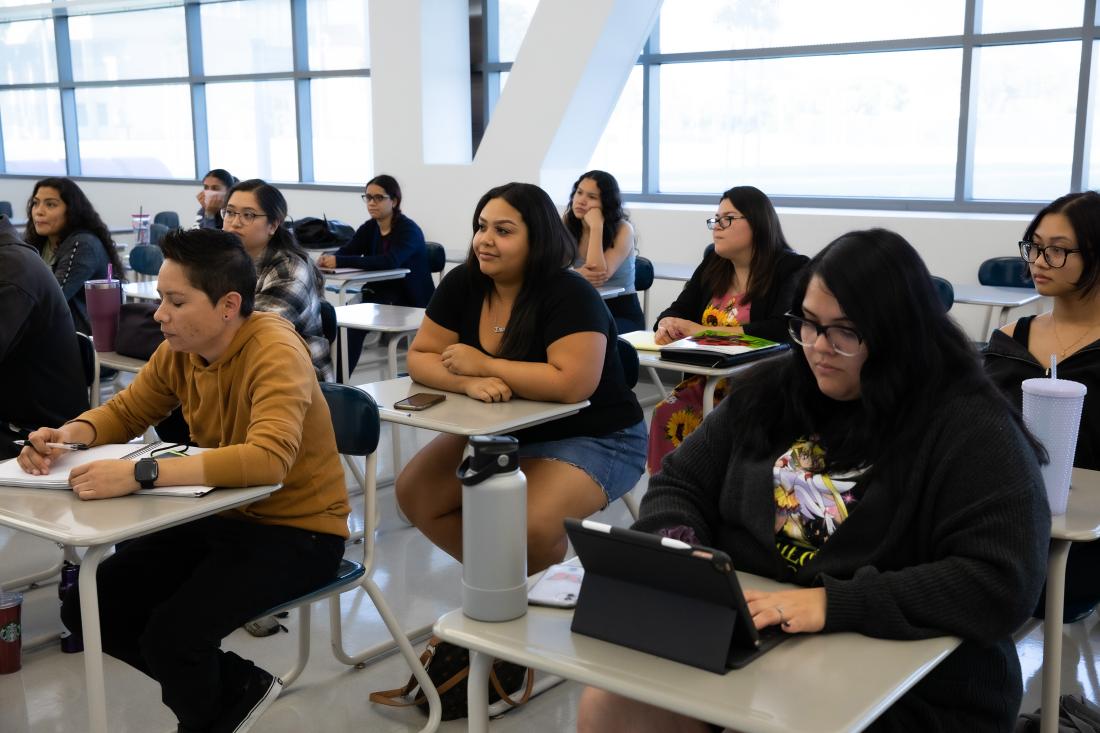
[774,437,868,571]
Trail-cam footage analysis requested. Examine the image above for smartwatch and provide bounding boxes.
[134,458,159,490]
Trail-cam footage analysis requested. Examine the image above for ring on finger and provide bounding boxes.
[775,605,785,625]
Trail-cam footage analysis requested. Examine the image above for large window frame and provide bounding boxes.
[0,0,371,187]
[474,0,1100,214]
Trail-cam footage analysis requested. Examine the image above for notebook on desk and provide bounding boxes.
[565,518,788,673]
[0,442,214,497]
[658,330,788,368]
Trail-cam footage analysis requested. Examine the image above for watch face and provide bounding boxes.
[135,458,158,485]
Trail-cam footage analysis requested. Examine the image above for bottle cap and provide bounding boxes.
[457,435,519,485]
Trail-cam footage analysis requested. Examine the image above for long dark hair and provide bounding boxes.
[25,177,124,276]
[203,168,237,189]
[734,228,1039,474]
[464,182,576,359]
[701,185,791,305]
[367,174,403,217]
[562,170,628,253]
[1024,191,1100,298]
[227,179,323,291]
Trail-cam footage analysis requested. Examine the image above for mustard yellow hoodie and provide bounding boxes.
[75,311,350,537]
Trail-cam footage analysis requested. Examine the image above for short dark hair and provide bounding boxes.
[1024,191,1100,297]
[25,177,125,277]
[463,182,577,358]
[203,168,237,189]
[159,228,256,316]
[367,174,403,216]
[562,169,628,251]
[701,185,792,304]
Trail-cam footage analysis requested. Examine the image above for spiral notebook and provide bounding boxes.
[0,442,214,497]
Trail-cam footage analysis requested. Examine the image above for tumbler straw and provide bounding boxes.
[1051,354,1057,380]
[107,263,113,282]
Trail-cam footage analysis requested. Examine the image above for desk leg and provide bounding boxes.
[340,327,350,385]
[1040,539,1071,733]
[982,307,994,340]
[997,305,1012,329]
[702,377,718,418]
[467,650,492,733]
[78,543,112,733]
[387,333,402,379]
[338,284,349,307]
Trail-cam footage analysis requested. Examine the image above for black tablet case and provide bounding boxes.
[565,520,777,674]
[658,342,789,369]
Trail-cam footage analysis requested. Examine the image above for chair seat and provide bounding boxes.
[249,559,365,620]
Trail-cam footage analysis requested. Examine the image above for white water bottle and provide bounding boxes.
[458,435,528,622]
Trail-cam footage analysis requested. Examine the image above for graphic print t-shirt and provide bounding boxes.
[773,437,868,571]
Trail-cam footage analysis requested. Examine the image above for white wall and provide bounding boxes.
[0,0,1042,340]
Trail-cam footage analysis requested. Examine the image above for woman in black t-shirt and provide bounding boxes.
[395,182,646,573]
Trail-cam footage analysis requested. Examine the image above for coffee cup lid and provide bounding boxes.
[0,592,22,609]
[1022,377,1087,398]
[84,279,120,289]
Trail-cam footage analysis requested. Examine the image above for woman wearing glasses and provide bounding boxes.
[647,185,807,472]
[984,190,1100,623]
[223,178,332,382]
[317,174,434,376]
[579,229,1048,733]
[563,170,645,333]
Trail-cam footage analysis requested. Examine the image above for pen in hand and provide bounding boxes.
[13,440,89,451]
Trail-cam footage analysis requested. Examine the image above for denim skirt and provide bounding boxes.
[518,420,647,504]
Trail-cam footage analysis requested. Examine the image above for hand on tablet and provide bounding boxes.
[744,587,826,634]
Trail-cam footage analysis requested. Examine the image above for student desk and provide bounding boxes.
[1041,468,1100,733]
[952,283,1042,338]
[598,286,626,299]
[436,570,960,733]
[355,376,588,490]
[121,280,160,302]
[634,349,784,414]
[0,484,274,733]
[333,303,425,383]
[322,268,410,306]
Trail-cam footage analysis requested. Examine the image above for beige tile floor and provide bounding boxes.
[1,361,1097,732]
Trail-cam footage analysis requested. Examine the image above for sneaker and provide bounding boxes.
[211,667,283,733]
[243,615,285,637]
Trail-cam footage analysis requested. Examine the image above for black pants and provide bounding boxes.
[61,516,344,730]
[605,293,645,334]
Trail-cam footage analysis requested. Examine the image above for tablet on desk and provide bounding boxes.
[564,518,788,672]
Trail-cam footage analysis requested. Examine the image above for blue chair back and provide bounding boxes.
[978,257,1032,288]
[0,201,12,218]
[616,337,639,389]
[320,382,380,457]
[153,211,180,229]
[149,222,170,246]
[931,276,954,312]
[426,242,446,274]
[635,256,654,292]
[129,244,164,277]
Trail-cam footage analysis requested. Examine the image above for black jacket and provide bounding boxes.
[654,248,809,343]
[0,215,89,432]
[333,213,435,307]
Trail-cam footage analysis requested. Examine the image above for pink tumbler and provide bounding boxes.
[85,279,122,352]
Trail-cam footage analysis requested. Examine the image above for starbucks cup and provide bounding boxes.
[0,591,23,674]
[1022,377,1087,515]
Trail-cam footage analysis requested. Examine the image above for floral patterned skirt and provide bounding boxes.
[646,374,731,473]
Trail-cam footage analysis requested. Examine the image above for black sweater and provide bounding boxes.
[635,368,1049,731]
[654,248,809,343]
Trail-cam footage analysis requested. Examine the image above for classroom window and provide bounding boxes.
[978,0,1084,33]
[69,7,187,82]
[586,65,643,192]
[201,0,293,76]
[310,77,373,185]
[969,41,1079,201]
[75,85,195,178]
[0,89,66,175]
[206,80,298,182]
[0,19,57,84]
[498,0,540,63]
[307,0,370,70]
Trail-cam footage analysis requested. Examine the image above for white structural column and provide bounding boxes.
[369,0,663,240]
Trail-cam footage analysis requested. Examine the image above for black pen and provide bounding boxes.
[13,440,89,451]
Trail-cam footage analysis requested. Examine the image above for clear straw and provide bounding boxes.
[1051,354,1058,380]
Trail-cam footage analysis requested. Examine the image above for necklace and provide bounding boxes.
[492,325,505,334]
[1052,317,1100,358]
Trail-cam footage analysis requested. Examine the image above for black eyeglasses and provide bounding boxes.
[705,214,747,231]
[1019,240,1081,268]
[361,194,391,204]
[220,208,268,225]
[785,313,864,357]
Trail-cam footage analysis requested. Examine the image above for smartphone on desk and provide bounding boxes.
[393,393,446,411]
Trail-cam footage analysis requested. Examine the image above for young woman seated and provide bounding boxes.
[563,169,644,333]
[647,185,808,472]
[395,182,646,573]
[194,168,236,230]
[984,190,1100,622]
[579,229,1049,733]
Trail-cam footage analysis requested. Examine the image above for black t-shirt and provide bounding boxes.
[426,264,642,444]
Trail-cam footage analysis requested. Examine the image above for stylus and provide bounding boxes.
[660,537,691,550]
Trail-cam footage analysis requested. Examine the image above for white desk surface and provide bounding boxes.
[1054,468,1100,542]
[435,571,959,733]
[355,376,587,436]
[334,303,425,333]
[122,280,160,301]
[650,261,696,282]
[636,350,768,378]
[952,283,1041,308]
[598,286,626,299]
[96,351,148,373]
[0,485,274,546]
[323,267,410,287]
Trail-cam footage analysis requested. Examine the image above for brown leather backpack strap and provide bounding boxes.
[368,636,442,708]
[490,665,535,707]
